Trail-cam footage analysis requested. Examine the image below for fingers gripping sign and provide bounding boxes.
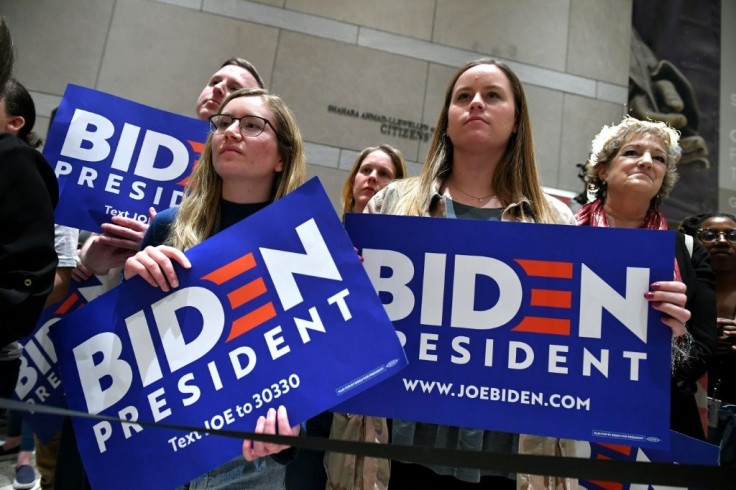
[124,245,191,292]
[242,405,299,461]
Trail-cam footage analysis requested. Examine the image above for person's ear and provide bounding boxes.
[3,115,24,134]
[274,158,283,173]
[596,165,607,182]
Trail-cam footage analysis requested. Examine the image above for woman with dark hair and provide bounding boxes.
[125,87,304,489]
[0,78,42,148]
[576,116,716,441]
[680,212,736,406]
[367,58,574,489]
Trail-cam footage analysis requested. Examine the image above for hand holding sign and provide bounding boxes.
[646,281,690,337]
[124,243,191,292]
[242,405,300,461]
[98,207,157,249]
[81,209,157,276]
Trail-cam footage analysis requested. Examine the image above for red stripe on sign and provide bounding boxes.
[515,259,573,278]
[226,302,277,342]
[512,317,570,335]
[228,277,268,309]
[55,293,79,314]
[530,289,572,308]
[202,253,256,285]
[596,443,632,456]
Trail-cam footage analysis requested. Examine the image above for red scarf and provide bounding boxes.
[574,198,668,230]
[574,199,680,281]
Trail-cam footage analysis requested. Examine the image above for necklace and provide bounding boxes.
[450,184,494,203]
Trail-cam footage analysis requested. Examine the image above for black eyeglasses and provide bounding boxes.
[696,228,736,244]
[208,114,275,138]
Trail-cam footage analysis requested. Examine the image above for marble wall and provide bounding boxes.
[1,0,630,211]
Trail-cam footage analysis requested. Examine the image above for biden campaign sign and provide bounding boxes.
[43,84,208,232]
[338,214,675,449]
[49,178,407,490]
[14,275,111,443]
[577,432,718,489]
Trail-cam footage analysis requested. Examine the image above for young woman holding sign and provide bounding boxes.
[124,87,305,489]
[576,117,716,441]
[365,58,575,489]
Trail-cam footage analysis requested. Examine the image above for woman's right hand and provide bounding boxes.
[123,245,191,292]
[716,317,736,354]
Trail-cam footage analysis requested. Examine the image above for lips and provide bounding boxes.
[466,116,487,124]
[219,145,242,156]
[628,170,654,180]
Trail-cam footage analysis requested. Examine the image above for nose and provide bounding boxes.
[638,151,653,167]
[223,120,242,139]
[716,232,729,244]
[469,92,485,110]
[213,80,226,96]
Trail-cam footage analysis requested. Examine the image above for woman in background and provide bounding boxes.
[341,144,407,217]
[285,144,406,490]
[576,116,716,441]
[680,212,736,407]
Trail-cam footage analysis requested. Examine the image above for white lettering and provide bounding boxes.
[451,255,522,330]
[73,332,133,414]
[260,219,342,311]
[579,265,649,342]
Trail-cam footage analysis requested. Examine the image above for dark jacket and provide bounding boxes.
[0,133,59,347]
[671,232,717,440]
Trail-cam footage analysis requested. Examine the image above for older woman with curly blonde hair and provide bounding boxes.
[576,116,715,441]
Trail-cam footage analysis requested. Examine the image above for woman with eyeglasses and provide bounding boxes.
[125,87,305,489]
[576,116,716,441]
[680,212,736,406]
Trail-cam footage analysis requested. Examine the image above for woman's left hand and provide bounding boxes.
[644,281,691,337]
[242,405,300,461]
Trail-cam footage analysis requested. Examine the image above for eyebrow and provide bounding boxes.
[622,142,666,154]
[454,83,506,92]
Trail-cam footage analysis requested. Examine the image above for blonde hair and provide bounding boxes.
[583,116,681,206]
[168,88,305,250]
[386,58,558,223]
[340,144,407,219]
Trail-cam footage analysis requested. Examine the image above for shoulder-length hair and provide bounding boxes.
[388,58,557,223]
[583,116,681,206]
[168,88,305,250]
[340,144,407,218]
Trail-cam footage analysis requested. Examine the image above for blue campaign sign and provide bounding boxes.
[578,431,719,489]
[14,275,110,443]
[49,178,407,490]
[42,84,209,232]
[338,213,675,449]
